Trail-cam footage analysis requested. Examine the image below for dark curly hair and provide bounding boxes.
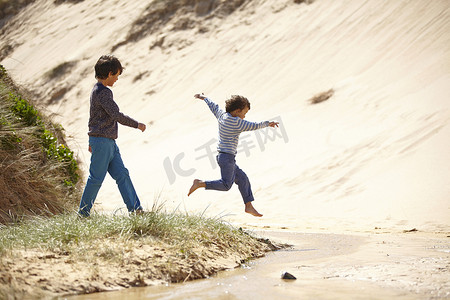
[225,95,251,113]
[95,55,124,79]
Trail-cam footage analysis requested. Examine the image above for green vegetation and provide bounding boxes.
[8,93,79,186]
[1,65,79,186]
[0,65,82,223]
[0,209,272,298]
[0,210,259,258]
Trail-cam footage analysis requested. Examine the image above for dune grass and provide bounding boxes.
[0,65,82,224]
[308,89,335,104]
[0,206,272,297]
[0,210,259,258]
[0,195,268,261]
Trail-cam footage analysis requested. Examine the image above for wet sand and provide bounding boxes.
[68,231,450,299]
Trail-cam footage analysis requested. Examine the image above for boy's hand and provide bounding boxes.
[138,123,146,132]
[194,93,206,100]
[268,121,279,128]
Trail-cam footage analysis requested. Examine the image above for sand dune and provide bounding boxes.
[1,0,449,232]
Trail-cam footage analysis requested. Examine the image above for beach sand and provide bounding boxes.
[1,0,449,298]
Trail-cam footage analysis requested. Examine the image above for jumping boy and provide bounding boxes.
[188,93,279,217]
[78,55,147,217]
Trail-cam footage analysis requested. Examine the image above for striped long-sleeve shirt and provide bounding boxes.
[204,97,269,154]
[88,82,139,140]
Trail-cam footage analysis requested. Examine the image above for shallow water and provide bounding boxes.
[66,231,418,300]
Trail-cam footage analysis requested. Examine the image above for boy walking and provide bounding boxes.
[188,93,279,217]
[78,55,146,217]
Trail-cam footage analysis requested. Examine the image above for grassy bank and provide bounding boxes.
[0,209,275,298]
[0,65,82,223]
[0,209,263,257]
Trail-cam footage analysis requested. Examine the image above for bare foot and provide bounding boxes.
[245,202,263,217]
[188,179,205,196]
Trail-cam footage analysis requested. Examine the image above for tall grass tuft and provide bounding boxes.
[0,65,82,224]
[0,210,265,259]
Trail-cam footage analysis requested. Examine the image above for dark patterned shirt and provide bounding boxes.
[88,82,138,139]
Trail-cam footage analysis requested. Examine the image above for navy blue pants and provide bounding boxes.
[205,152,254,204]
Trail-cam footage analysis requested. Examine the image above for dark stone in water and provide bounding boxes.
[281,272,297,280]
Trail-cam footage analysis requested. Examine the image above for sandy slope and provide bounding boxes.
[1,0,449,233]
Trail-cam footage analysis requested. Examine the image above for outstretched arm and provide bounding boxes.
[98,89,140,129]
[101,88,146,132]
[235,119,279,132]
[194,93,224,119]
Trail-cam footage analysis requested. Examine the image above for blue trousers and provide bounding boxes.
[78,136,142,216]
[205,153,255,204]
